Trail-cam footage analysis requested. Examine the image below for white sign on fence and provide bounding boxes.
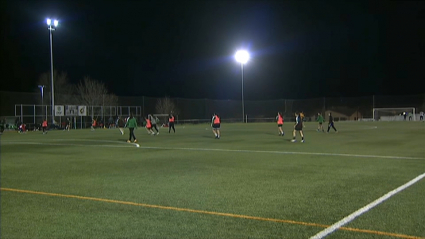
[66,105,78,116]
[78,106,87,116]
[55,105,64,116]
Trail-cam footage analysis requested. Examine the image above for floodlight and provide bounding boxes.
[47,18,51,25]
[234,50,250,64]
[54,20,58,27]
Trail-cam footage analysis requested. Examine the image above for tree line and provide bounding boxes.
[37,70,118,107]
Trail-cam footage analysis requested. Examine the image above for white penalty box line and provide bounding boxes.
[310,172,425,239]
[2,139,424,160]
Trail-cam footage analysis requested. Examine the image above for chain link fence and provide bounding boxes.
[1,91,424,129]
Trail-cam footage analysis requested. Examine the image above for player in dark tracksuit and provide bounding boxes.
[327,113,338,133]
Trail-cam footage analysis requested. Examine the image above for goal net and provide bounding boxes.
[373,108,416,121]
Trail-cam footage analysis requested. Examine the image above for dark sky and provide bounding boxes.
[1,0,424,100]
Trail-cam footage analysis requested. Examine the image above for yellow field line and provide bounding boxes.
[1,187,423,239]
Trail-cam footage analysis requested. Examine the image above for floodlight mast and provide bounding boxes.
[38,85,46,119]
[234,50,250,123]
[46,18,58,125]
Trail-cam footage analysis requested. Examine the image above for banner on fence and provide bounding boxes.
[78,106,87,116]
[66,105,78,116]
[55,105,64,116]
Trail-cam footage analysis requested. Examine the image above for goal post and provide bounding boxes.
[372,107,416,121]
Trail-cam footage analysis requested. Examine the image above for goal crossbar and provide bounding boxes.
[373,107,416,121]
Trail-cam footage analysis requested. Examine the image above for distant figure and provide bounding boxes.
[408,112,413,121]
[276,112,284,136]
[65,117,71,131]
[149,114,160,135]
[91,118,97,131]
[403,112,407,121]
[19,123,26,134]
[291,112,304,143]
[42,119,48,134]
[420,111,424,121]
[108,116,114,128]
[145,115,155,135]
[300,111,305,128]
[168,113,175,133]
[211,113,221,139]
[327,113,338,133]
[125,113,138,143]
[116,116,125,135]
[0,118,5,134]
[316,113,325,132]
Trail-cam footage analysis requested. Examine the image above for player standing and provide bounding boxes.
[276,112,284,136]
[316,113,324,132]
[291,112,304,143]
[91,118,97,131]
[65,117,71,131]
[168,113,175,133]
[211,113,221,139]
[116,116,124,135]
[42,119,48,134]
[420,111,424,121]
[125,113,138,143]
[327,112,338,133]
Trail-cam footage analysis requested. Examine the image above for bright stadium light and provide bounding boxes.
[46,18,58,125]
[234,50,250,64]
[234,50,250,123]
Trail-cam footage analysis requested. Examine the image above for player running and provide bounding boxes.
[291,112,304,143]
[211,113,221,139]
[149,114,160,135]
[316,113,325,132]
[276,112,284,136]
[145,115,155,135]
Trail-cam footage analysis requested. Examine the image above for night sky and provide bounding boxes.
[1,0,424,100]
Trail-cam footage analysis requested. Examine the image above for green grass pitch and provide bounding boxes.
[1,121,424,239]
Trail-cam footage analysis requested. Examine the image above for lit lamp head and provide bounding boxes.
[234,50,250,64]
[46,18,58,28]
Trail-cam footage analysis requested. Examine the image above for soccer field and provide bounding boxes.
[1,121,424,239]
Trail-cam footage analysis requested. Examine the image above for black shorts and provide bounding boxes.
[277,124,283,127]
[319,122,322,125]
[295,125,303,131]
[212,124,220,129]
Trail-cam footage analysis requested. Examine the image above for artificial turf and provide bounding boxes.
[1,121,424,238]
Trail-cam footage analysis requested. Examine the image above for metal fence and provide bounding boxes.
[1,91,424,129]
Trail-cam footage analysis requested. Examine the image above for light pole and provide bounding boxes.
[47,18,58,125]
[234,50,250,123]
[38,85,46,119]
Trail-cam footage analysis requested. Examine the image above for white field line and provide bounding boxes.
[310,172,425,239]
[1,139,423,160]
[1,141,137,148]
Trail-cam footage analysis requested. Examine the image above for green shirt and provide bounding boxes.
[316,115,324,123]
[125,117,138,128]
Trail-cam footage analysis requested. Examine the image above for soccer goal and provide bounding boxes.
[373,108,416,121]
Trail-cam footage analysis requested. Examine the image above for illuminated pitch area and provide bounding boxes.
[1,121,424,239]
